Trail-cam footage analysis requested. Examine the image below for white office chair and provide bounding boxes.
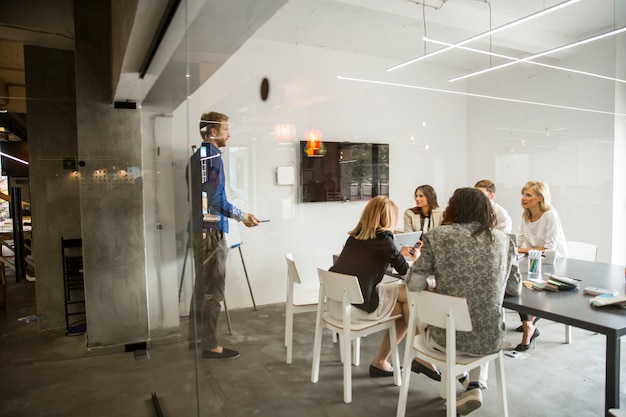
[311,268,401,403]
[284,253,320,364]
[396,291,508,417]
[566,241,598,262]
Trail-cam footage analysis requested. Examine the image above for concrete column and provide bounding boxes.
[74,0,148,347]
[25,46,81,330]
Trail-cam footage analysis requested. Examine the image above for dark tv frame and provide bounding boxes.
[299,141,389,203]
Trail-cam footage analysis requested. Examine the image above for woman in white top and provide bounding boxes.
[515,180,568,352]
[403,185,443,233]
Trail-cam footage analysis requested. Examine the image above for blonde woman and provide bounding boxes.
[517,181,568,258]
[515,181,568,352]
[330,196,439,380]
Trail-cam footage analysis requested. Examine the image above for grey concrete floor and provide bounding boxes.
[1,274,625,417]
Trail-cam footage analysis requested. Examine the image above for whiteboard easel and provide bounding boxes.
[226,219,257,311]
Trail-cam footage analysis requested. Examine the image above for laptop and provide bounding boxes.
[507,233,517,246]
[508,233,524,259]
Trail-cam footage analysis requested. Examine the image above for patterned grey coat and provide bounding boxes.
[405,222,522,355]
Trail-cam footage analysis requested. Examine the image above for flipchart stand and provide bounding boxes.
[224,218,257,309]
[179,219,257,335]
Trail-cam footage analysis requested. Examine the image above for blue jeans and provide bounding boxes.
[188,229,229,351]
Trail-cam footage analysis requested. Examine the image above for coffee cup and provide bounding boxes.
[543,250,556,265]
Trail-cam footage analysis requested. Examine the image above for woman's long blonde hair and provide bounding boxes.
[349,195,398,240]
[522,181,553,221]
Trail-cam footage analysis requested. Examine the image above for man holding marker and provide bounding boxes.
[188,111,260,359]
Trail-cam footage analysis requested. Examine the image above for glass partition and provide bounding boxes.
[141,0,625,414]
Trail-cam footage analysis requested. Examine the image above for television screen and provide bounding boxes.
[1,141,29,177]
[299,141,389,202]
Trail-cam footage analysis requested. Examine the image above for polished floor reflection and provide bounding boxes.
[1,272,624,417]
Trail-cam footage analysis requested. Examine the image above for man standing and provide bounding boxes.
[188,111,260,359]
[474,179,512,233]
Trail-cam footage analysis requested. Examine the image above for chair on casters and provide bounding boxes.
[284,253,320,364]
[396,291,508,417]
[311,268,401,403]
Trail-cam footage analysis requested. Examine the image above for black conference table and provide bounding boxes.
[502,257,626,416]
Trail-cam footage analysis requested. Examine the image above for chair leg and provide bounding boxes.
[565,324,572,344]
[389,325,401,387]
[343,331,352,403]
[396,355,412,417]
[396,325,417,417]
[352,337,360,366]
[446,369,456,417]
[285,308,293,364]
[495,354,509,417]
[311,321,324,383]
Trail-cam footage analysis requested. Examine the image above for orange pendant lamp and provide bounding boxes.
[304,128,326,157]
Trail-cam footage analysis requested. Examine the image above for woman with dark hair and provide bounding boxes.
[403,184,443,233]
[406,188,521,416]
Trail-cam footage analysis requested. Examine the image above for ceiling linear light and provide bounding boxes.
[336,75,626,117]
[424,38,626,84]
[449,26,626,82]
[0,152,29,166]
[386,0,581,72]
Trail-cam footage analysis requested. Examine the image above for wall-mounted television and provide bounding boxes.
[1,141,29,178]
[299,141,389,202]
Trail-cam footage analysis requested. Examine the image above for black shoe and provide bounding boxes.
[411,359,441,382]
[515,317,540,332]
[369,364,395,377]
[514,328,540,352]
[202,347,240,359]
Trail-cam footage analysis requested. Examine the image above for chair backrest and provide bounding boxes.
[285,253,302,285]
[566,241,598,262]
[412,291,473,332]
[317,268,364,305]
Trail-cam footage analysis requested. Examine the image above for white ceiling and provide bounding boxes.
[1,0,624,123]
[250,0,624,75]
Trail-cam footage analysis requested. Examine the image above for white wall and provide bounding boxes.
[161,34,624,316]
[466,39,620,264]
[171,39,467,310]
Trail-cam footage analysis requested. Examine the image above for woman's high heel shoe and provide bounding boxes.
[514,328,540,352]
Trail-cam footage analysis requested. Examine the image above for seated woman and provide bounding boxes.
[405,187,522,416]
[330,195,439,380]
[515,180,568,352]
[403,185,443,233]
